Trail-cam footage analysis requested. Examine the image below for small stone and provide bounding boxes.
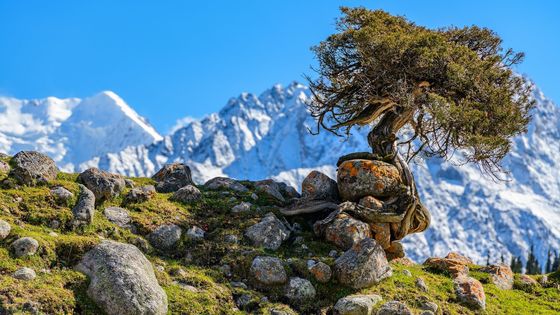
[254,180,286,202]
[186,226,205,240]
[231,281,248,289]
[124,179,135,188]
[402,269,412,277]
[50,186,74,204]
[0,219,11,240]
[540,275,549,286]
[124,185,156,204]
[78,167,125,202]
[415,277,428,292]
[391,257,415,266]
[376,301,412,315]
[454,276,486,310]
[301,171,339,201]
[152,163,194,193]
[329,250,338,258]
[284,277,316,304]
[170,185,201,203]
[518,274,539,286]
[251,193,259,200]
[250,256,287,286]
[245,213,290,250]
[232,202,252,213]
[0,160,9,173]
[385,241,405,261]
[308,261,332,283]
[9,151,58,186]
[424,252,472,278]
[130,236,151,253]
[204,177,248,193]
[49,219,61,229]
[235,294,252,309]
[104,206,131,228]
[220,264,232,277]
[334,238,392,289]
[334,294,382,315]
[71,184,96,228]
[419,301,438,313]
[13,267,36,280]
[12,237,39,257]
[48,231,58,237]
[224,234,239,244]
[149,224,182,252]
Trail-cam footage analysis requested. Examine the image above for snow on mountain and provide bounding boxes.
[93,82,560,268]
[0,91,162,171]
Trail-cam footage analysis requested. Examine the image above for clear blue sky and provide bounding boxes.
[1,1,558,132]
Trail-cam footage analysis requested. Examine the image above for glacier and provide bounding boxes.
[1,83,559,268]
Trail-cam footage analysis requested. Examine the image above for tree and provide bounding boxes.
[510,256,522,273]
[552,252,560,272]
[525,245,541,275]
[307,7,535,239]
[546,250,553,273]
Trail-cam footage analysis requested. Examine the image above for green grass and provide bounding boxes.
[0,170,559,314]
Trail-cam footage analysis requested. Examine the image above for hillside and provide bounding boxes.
[0,152,559,314]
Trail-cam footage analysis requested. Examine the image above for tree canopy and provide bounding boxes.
[307,7,535,175]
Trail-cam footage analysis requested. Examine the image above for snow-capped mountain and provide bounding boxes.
[0,91,162,171]
[1,83,559,269]
[93,82,560,268]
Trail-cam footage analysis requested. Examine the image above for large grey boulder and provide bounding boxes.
[9,151,58,186]
[204,177,248,193]
[245,213,290,250]
[149,224,182,252]
[284,277,316,305]
[78,168,125,202]
[12,237,39,257]
[250,256,287,286]
[334,294,382,315]
[152,163,194,193]
[0,219,11,240]
[170,185,202,203]
[302,171,339,200]
[76,241,168,315]
[334,238,392,289]
[71,184,96,228]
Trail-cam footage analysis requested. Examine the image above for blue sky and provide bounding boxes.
[0,1,558,132]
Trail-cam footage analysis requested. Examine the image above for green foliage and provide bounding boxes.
[526,245,542,275]
[308,7,535,174]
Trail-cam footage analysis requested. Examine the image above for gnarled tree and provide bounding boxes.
[307,8,535,240]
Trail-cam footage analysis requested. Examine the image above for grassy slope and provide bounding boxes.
[0,169,558,314]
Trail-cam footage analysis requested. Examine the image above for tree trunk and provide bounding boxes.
[366,105,431,240]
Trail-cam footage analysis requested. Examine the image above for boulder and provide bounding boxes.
[170,185,201,203]
[9,151,58,186]
[71,184,95,228]
[518,274,539,286]
[50,186,74,205]
[337,159,401,201]
[78,168,125,202]
[254,180,286,202]
[419,301,438,313]
[307,260,332,283]
[0,219,11,240]
[186,226,205,240]
[415,277,428,292]
[152,163,194,193]
[301,171,339,200]
[334,238,392,289]
[12,237,39,257]
[13,267,36,280]
[369,223,391,250]
[124,185,156,204]
[204,177,248,193]
[391,257,415,266]
[481,264,514,290]
[320,212,371,250]
[385,241,405,261]
[232,201,252,213]
[76,241,168,315]
[250,256,287,286]
[0,160,9,173]
[245,213,290,250]
[423,252,472,278]
[149,224,182,252]
[376,301,412,315]
[103,206,132,229]
[284,277,316,304]
[333,294,382,315]
[453,276,486,310]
